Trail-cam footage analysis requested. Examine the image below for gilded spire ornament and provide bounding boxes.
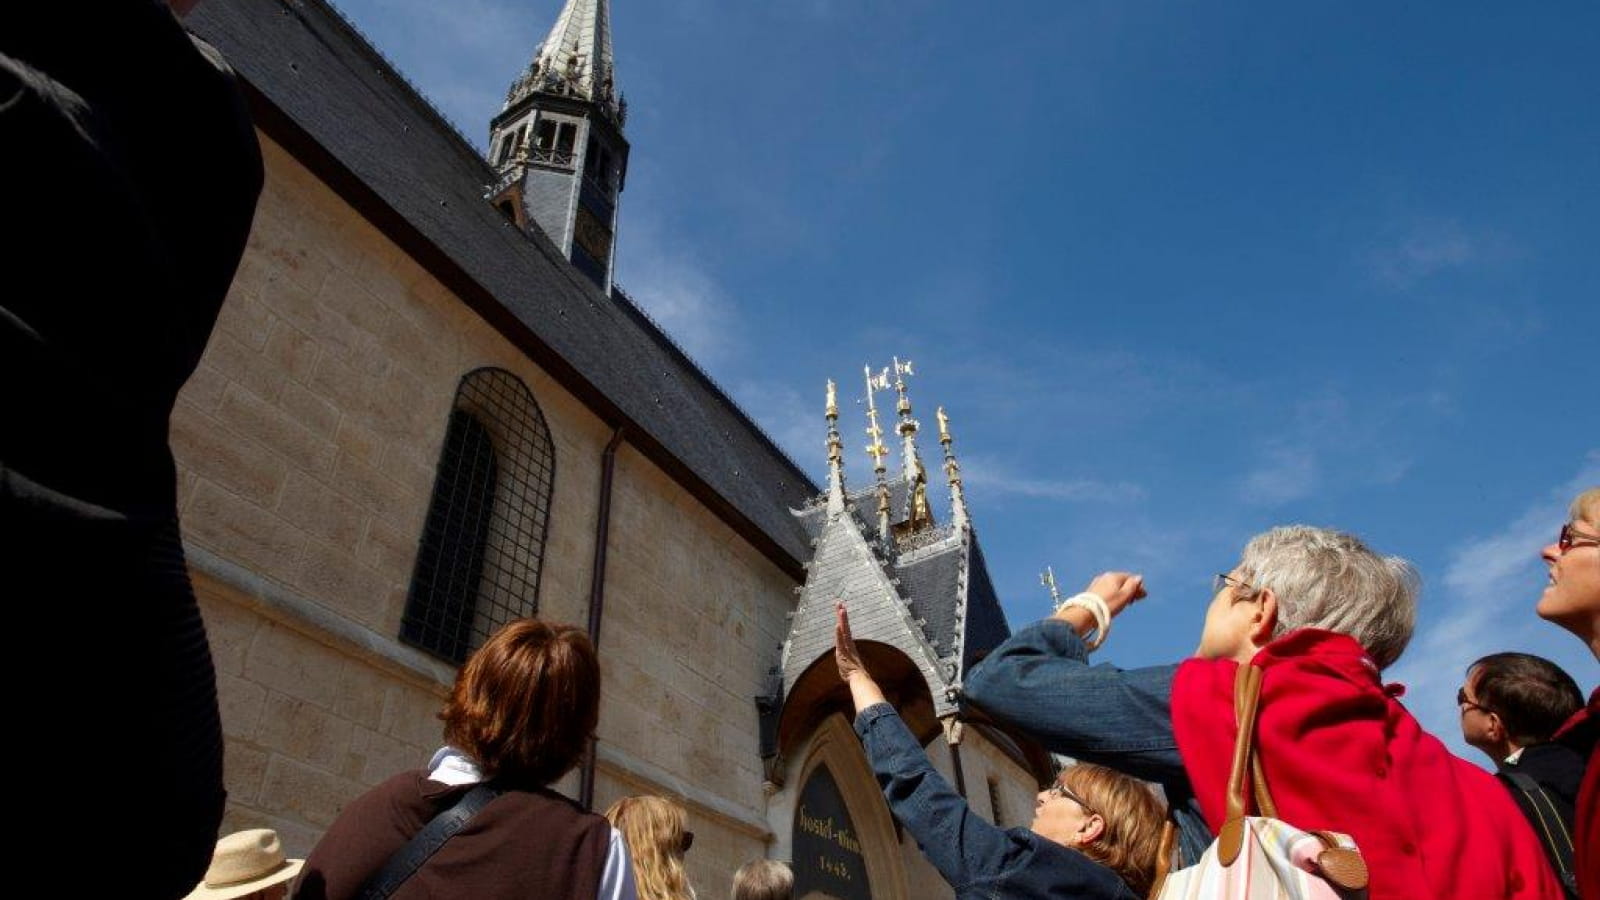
[885,358,932,533]
[863,365,893,547]
[825,380,846,511]
[938,405,969,530]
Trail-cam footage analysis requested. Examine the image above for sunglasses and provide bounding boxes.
[1045,780,1099,816]
[1456,686,1494,715]
[1557,523,1600,554]
[681,830,694,854]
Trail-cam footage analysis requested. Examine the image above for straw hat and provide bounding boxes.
[183,829,305,900]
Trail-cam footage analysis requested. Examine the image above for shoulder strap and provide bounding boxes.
[1217,663,1265,865]
[356,782,504,900]
[1497,769,1578,895]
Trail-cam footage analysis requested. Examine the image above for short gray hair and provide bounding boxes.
[1236,525,1419,670]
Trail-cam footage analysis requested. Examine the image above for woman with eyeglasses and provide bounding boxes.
[834,602,1166,899]
[605,796,698,900]
[1538,487,1600,661]
[1536,487,1599,899]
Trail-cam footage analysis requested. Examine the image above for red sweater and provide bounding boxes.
[1171,630,1563,900]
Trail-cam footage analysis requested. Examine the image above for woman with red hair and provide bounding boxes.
[297,618,637,900]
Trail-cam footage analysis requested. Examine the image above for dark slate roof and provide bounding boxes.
[783,471,1014,717]
[188,0,816,568]
[795,478,912,544]
[960,538,1013,672]
[897,548,962,660]
[782,505,948,713]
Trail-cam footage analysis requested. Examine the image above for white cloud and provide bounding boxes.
[1368,217,1513,290]
[613,217,736,365]
[1240,443,1319,506]
[1387,454,1600,767]
[728,377,828,483]
[961,454,1146,504]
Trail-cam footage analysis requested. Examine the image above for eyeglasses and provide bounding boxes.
[681,830,694,854]
[1557,523,1600,554]
[1456,686,1494,716]
[1213,573,1254,594]
[1045,780,1098,816]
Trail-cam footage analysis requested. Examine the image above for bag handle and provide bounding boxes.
[1218,663,1266,865]
[1217,664,1368,891]
[1150,665,1267,895]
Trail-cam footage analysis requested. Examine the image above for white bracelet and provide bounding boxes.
[1055,591,1111,651]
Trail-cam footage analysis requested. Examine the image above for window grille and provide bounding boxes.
[402,367,556,665]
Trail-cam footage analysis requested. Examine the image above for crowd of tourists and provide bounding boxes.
[181,488,1597,900]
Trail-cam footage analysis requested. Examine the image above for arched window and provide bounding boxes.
[402,367,556,664]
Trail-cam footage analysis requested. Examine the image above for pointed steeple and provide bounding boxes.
[505,0,621,123]
[937,406,969,530]
[824,380,847,514]
[487,0,629,292]
[863,365,893,548]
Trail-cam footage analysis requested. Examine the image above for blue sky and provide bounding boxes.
[325,0,1597,760]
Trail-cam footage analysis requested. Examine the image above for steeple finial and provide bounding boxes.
[506,0,622,125]
[938,405,969,530]
[890,359,933,532]
[825,380,847,512]
[864,366,893,546]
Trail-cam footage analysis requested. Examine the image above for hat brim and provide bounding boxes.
[183,859,304,900]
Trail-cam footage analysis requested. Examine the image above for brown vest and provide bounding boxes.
[297,770,613,900]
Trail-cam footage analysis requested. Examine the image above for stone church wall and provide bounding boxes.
[173,133,796,896]
[171,130,1042,900]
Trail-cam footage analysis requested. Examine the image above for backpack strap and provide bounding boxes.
[356,781,504,900]
[1499,769,1579,897]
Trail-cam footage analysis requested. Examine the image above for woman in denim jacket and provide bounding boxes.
[835,602,1165,899]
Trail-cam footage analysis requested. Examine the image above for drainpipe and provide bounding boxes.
[580,426,626,810]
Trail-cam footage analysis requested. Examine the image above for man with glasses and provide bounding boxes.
[1458,654,1586,898]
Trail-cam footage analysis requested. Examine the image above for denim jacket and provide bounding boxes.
[854,703,1139,900]
[963,619,1213,865]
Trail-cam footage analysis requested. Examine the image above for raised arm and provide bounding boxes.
[836,603,1112,895]
[963,573,1183,780]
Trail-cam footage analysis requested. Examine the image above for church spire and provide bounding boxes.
[937,406,969,531]
[487,0,629,292]
[825,380,847,513]
[505,0,621,124]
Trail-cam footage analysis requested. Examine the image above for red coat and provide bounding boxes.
[1171,630,1564,900]
[1555,689,1599,899]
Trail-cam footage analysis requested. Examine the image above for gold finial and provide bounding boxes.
[937,406,951,444]
[863,365,889,473]
[825,379,838,419]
